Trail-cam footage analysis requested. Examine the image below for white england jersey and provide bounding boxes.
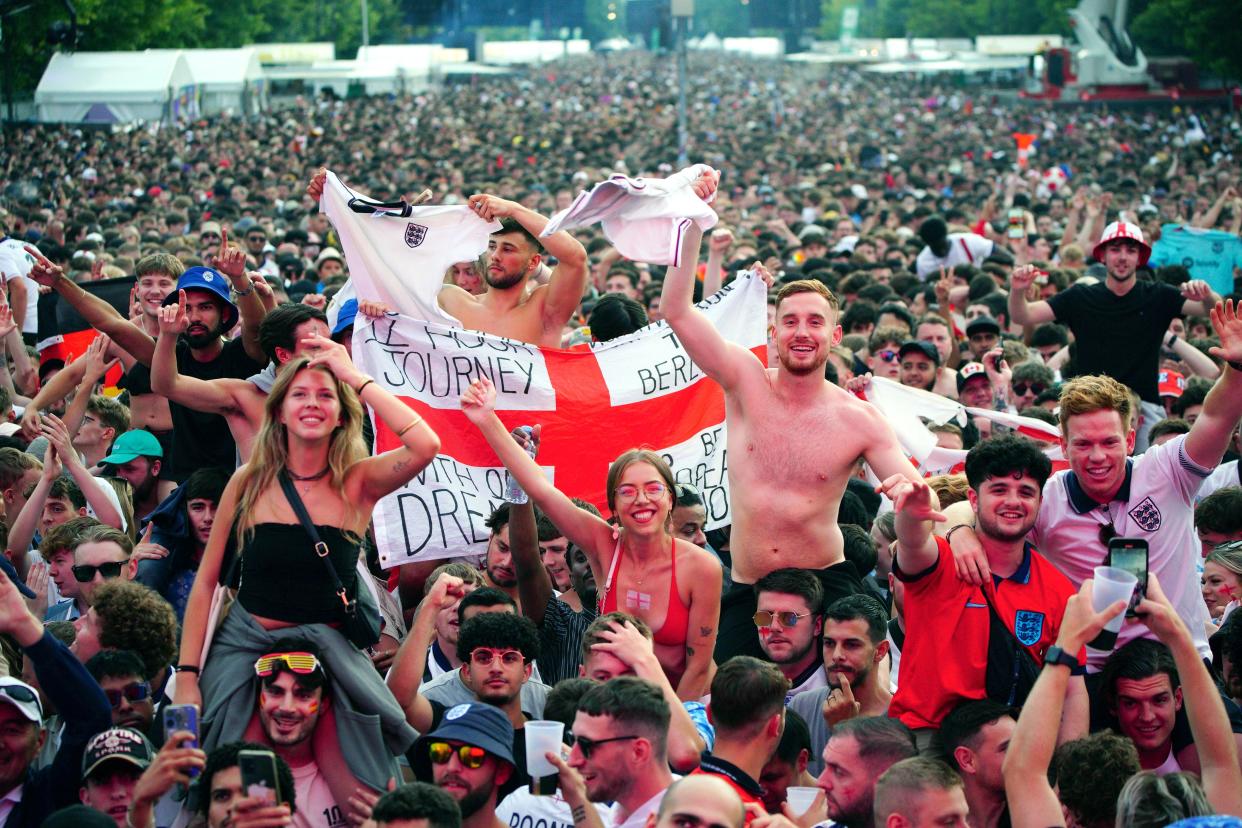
[0,239,39,335]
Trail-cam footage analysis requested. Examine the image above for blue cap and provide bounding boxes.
[332,298,358,340]
[411,703,515,780]
[163,267,239,332]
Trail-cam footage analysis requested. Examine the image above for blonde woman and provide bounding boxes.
[174,331,439,805]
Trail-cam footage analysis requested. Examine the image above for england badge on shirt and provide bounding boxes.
[405,222,429,248]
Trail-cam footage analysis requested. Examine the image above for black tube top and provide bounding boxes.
[237,523,361,625]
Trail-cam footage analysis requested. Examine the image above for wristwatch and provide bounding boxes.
[1043,645,1078,670]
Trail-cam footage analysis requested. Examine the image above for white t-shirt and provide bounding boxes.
[498,786,611,828]
[0,239,38,335]
[290,760,345,828]
[1030,434,1213,669]
[915,233,994,280]
[1198,459,1239,500]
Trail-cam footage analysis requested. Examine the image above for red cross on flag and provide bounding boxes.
[351,278,767,566]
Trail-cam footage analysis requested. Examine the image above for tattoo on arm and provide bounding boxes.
[686,646,695,657]
[572,805,587,824]
[392,459,410,474]
[699,626,713,639]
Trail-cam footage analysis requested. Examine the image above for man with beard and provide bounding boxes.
[98,431,175,525]
[251,643,349,827]
[409,703,514,828]
[308,172,587,349]
[1008,222,1220,450]
[815,717,916,828]
[480,505,521,608]
[881,435,1085,744]
[660,177,926,665]
[389,577,543,797]
[25,248,267,480]
[568,677,675,828]
[753,569,825,701]
[788,596,892,776]
[151,300,330,461]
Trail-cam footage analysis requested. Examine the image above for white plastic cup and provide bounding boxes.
[1087,566,1138,650]
[524,721,565,779]
[786,787,820,815]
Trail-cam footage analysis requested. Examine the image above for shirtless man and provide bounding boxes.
[307,170,588,349]
[660,170,927,660]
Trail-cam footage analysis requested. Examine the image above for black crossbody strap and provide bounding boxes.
[346,194,413,217]
[278,471,352,612]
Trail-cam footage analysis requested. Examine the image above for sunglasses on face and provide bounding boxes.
[104,682,151,709]
[428,741,488,769]
[877,349,899,362]
[469,649,525,667]
[72,560,129,583]
[1012,382,1047,397]
[570,734,640,759]
[615,483,668,502]
[752,610,811,628]
[254,651,323,677]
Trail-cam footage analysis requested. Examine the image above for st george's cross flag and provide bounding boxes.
[318,170,766,565]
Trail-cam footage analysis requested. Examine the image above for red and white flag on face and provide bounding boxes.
[859,377,1066,477]
[350,276,768,566]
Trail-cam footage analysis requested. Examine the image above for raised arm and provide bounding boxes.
[299,336,441,504]
[506,430,556,627]
[151,290,243,415]
[1163,329,1221,379]
[1008,265,1056,329]
[701,228,732,298]
[6,276,27,331]
[7,451,57,567]
[387,574,464,732]
[40,414,123,530]
[214,232,269,363]
[1003,580,1127,828]
[461,378,615,572]
[879,474,944,576]
[175,471,243,708]
[660,218,755,390]
[21,357,87,439]
[1136,572,1242,815]
[467,194,588,334]
[1184,301,1242,469]
[1178,279,1224,318]
[25,245,157,365]
[61,335,116,436]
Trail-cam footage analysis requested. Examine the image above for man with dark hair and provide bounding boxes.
[1029,323,1069,364]
[151,298,330,460]
[372,781,462,828]
[898,341,939,392]
[85,650,155,737]
[1050,732,1141,828]
[197,740,297,828]
[1099,638,1185,771]
[71,579,178,687]
[570,677,674,828]
[753,569,825,700]
[814,716,917,828]
[871,757,969,828]
[789,595,892,774]
[1195,487,1242,556]
[884,434,1084,741]
[694,656,790,810]
[938,700,1016,828]
[481,504,525,608]
[914,216,997,281]
[757,708,816,814]
[590,293,648,342]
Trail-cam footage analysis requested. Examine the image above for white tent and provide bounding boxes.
[35,51,197,124]
[147,48,266,116]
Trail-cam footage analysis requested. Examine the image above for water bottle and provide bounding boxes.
[506,426,535,504]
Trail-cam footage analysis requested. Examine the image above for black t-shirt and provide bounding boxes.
[1046,280,1184,403]
[128,337,262,481]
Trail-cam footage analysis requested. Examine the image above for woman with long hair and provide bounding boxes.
[174,330,440,805]
[461,376,721,699]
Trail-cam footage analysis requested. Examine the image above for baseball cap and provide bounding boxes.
[81,727,154,779]
[332,298,358,340]
[163,267,240,332]
[199,221,223,238]
[956,362,990,393]
[965,316,1001,338]
[316,247,345,267]
[0,677,43,724]
[411,703,515,780]
[100,429,164,465]
[1158,369,1186,398]
[898,340,940,365]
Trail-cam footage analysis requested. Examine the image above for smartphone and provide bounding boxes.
[162,704,199,776]
[1108,538,1149,618]
[239,749,283,806]
[1007,208,1025,239]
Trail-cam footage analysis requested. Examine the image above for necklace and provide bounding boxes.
[287,465,330,482]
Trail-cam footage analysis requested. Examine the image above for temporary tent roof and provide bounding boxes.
[147,48,266,115]
[35,50,196,123]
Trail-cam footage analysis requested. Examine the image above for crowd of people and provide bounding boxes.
[0,49,1239,828]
